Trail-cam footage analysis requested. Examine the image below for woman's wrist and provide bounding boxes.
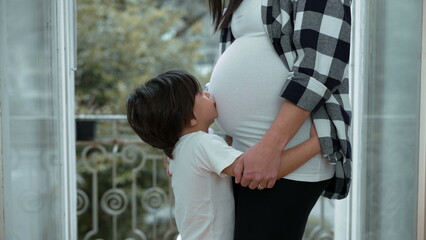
[264,101,311,151]
[261,130,288,152]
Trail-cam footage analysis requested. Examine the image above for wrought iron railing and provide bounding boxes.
[76,115,178,240]
[76,115,334,240]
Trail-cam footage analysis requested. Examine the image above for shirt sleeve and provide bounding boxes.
[281,0,351,112]
[195,133,243,178]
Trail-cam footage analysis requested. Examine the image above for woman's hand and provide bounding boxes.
[233,136,282,189]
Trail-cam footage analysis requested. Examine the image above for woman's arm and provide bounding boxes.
[222,124,320,178]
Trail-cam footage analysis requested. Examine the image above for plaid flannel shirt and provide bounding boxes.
[219,0,352,199]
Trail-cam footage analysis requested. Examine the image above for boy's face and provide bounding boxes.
[193,91,218,125]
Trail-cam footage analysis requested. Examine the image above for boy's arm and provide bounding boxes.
[221,155,242,177]
[276,136,320,178]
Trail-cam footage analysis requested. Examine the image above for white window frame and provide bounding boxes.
[0,0,8,239]
[56,0,77,239]
[350,0,367,239]
[417,1,426,239]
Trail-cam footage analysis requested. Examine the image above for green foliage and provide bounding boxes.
[76,0,208,114]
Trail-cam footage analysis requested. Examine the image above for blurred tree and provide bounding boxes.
[76,0,212,114]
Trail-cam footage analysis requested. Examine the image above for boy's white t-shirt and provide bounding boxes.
[169,131,242,240]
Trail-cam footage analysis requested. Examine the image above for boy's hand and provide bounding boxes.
[310,122,321,154]
[310,122,318,139]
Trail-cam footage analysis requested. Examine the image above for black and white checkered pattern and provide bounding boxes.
[219,0,352,199]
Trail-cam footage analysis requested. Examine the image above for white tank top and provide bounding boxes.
[209,0,334,182]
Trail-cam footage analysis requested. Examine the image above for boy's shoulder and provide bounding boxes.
[172,131,225,168]
[180,131,219,143]
[176,131,228,153]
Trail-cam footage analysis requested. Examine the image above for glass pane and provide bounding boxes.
[75,1,216,239]
[360,0,423,239]
[1,0,66,239]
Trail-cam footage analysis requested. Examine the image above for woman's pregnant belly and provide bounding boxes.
[210,35,291,149]
[209,35,335,182]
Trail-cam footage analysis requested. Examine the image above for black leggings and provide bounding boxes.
[233,178,331,240]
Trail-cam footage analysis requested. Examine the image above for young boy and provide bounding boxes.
[126,69,321,240]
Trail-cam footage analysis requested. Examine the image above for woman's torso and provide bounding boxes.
[209,0,334,182]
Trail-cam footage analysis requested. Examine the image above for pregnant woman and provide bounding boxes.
[208,0,352,239]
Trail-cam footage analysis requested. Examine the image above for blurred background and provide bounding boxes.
[75,0,217,115]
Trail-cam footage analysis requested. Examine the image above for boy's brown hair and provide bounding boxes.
[126,69,201,158]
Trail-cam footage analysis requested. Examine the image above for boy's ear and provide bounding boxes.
[189,118,198,127]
